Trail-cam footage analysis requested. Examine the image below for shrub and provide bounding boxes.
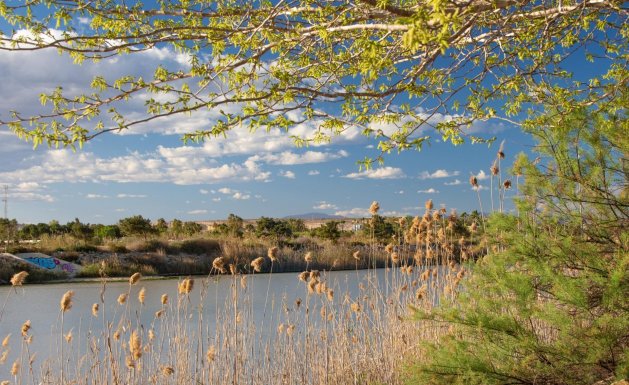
[176,239,221,255]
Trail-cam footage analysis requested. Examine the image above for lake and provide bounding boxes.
[0,267,446,383]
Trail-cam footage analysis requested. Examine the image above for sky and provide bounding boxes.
[0,27,536,225]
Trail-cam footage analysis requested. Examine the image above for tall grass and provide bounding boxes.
[0,200,484,385]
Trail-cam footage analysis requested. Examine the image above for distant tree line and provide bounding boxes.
[2,210,483,246]
[2,215,204,243]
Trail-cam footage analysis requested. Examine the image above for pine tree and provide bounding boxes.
[410,105,629,385]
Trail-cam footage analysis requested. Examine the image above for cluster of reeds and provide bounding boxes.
[0,196,484,385]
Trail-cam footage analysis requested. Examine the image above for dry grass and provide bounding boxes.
[0,202,477,385]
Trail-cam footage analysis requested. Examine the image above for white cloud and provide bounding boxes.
[475,170,490,180]
[217,187,250,200]
[313,201,338,210]
[444,179,462,186]
[232,192,251,200]
[117,194,147,198]
[308,170,320,176]
[249,150,348,165]
[418,188,439,194]
[279,170,296,179]
[86,194,109,199]
[419,169,460,179]
[188,209,208,215]
[10,192,55,203]
[0,180,55,202]
[344,167,406,180]
[200,189,209,194]
[0,149,272,187]
[382,210,411,217]
[115,208,126,212]
[395,190,404,194]
[334,207,371,217]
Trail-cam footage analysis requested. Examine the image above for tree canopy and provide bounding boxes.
[0,0,626,165]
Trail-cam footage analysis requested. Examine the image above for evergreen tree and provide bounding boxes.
[410,107,628,384]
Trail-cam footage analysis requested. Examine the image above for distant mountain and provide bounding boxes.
[283,212,344,220]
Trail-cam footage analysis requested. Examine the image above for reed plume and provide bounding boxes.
[1,334,8,347]
[161,366,174,376]
[91,303,99,317]
[125,356,135,369]
[206,346,216,363]
[10,361,19,376]
[129,330,142,360]
[212,257,227,273]
[251,257,265,272]
[138,287,146,305]
[129,272,142,285]
[469,175,478,188]
[369,201,380,215]
[268,247,279,262]
[178,278,194,294]
[298,271,309,282]
[491,159,499,176]
[117,293,128,305]
[161,294,168,305]
[10,271,28,286]
[304,251,313,263]
[60,291,74,312]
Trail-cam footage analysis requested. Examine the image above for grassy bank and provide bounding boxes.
[2,231,476,283]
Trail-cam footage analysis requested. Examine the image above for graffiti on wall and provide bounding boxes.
[23,257,76,273]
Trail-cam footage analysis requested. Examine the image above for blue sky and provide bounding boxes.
[0,28,535,225]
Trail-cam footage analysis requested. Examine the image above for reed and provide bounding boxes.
[0,197,493,385]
